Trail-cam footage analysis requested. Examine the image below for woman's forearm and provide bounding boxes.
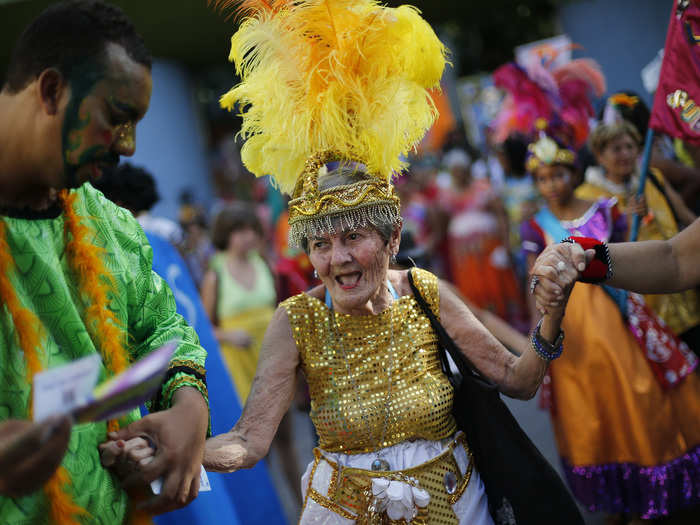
[504,311,562,400]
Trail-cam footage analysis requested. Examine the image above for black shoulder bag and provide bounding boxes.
[408,269,583,525]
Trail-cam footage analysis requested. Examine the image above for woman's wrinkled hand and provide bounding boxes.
[529,243,594,315]
[203,433,248,473]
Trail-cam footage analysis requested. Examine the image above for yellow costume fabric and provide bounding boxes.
[281,268,456,454]
[210,252,276,402]
[553,283,700,468]
[576,169,700,336]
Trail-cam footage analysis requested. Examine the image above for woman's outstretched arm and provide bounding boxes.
[203,306,299,472]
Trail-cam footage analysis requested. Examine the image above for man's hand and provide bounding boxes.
[530,243,594,314]
[0,416,71,498]
[108,387,208,514]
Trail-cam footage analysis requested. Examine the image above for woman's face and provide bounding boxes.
[308,225,400,314]
[533,164,576,207]
[597,133,640,181]
[227,226,260,255]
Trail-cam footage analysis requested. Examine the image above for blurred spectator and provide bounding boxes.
[200,203,276,403]
[441,148,528,330]
[93,163,183,245]
[179,204,215,290]
[495,133,539,280]
[600,91,700,210]
[579,121,700,353]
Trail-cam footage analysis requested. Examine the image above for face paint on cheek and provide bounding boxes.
[61,65,103,189]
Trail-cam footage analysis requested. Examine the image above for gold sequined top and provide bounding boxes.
[281,268,456,454]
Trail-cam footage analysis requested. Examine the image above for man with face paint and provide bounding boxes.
[0,2,209,523]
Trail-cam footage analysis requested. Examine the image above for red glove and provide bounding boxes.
[562,236,611,283]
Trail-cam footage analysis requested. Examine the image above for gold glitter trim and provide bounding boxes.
[168,359,206,376]
[286,152,400,248]
[162,376,209,410]
[307,434,471,524]
[448,449,473,505]
[309,488,356,520]
[281,268,453,454]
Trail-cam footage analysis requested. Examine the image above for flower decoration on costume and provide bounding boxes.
[371,477,430,521]
[213,0,447,247]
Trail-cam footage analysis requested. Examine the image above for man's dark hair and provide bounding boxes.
[92,162,159,213]
[3,0,151,93]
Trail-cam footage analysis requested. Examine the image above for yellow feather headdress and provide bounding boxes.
[214,0,447,245]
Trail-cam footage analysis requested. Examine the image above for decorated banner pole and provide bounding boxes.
[629,127,655,241]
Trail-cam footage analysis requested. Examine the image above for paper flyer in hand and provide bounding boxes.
[33,341,177,423]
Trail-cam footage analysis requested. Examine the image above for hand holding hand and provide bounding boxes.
[0,416,71,498]
[529,243,594,315]
[99,435,156,490]
[107,387,208,514]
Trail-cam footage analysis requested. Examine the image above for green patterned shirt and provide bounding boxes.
[0,184,208,524]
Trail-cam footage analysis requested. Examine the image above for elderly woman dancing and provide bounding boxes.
[203,1,572,523]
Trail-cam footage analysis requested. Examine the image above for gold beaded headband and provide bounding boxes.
[287,153,401,248]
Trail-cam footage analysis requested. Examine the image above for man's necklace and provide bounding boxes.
[327,287,397,471]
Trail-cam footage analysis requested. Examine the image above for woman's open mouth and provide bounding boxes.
[335,272,362,290]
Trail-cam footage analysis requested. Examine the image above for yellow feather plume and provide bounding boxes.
[218,0,448,194]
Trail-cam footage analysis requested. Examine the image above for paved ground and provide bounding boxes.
[267,398,606,524]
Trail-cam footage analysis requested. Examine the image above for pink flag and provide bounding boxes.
[650,0,700,145]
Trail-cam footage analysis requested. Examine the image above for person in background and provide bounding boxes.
[202,203,304,505]
[179,205,215,290]
[495,133,539,281]
[599,91,700,210]
[578,121,700,353]
[442,147,528,329]
[200,203,275,403]
[521,133,700,523]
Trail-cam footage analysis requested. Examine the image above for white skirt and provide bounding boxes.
[299,434,494,524]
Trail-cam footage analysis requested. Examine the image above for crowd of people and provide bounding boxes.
[2,1,700,525]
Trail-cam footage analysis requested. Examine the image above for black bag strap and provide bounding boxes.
[407,268,496,392]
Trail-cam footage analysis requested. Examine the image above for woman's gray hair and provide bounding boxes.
[299,166,400,253]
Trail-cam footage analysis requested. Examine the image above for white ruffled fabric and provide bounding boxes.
[299,435,494,524]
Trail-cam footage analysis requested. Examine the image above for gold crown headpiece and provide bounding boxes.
[287,153,401,247]
[213,0,447,245]
[525,134,577,173]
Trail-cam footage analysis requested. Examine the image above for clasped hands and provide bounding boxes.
[529,242,596,315]
[98,386,209,513]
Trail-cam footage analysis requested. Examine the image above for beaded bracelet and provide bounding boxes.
[530,318,564,361]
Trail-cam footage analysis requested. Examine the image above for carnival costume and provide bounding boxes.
[0,185,208,525]
[521,136,700,518]
[214,1,495,522]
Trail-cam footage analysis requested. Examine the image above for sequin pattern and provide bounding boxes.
[282,268,456,454]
